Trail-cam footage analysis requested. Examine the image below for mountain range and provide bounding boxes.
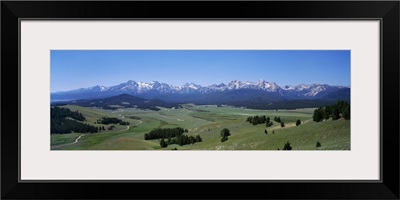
[51,79,350,104]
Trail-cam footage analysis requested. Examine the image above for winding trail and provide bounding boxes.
[51,119,143,149]
[116,125,130,132]
[51,134,85,149]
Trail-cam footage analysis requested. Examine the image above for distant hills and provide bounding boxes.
[55,94,180,111]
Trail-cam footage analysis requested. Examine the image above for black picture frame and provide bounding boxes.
[1,1,399,199]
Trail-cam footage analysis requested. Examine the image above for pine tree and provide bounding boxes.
[316,141,321,148]
[332,106,340,120]
[283,141,292,150]
[296,119,301,126]
[196,135,202,142]
[160,138,168,148]
[220,128,231,137]
[343,104,350,120]
[323,106,331,120]
[313,108,324,122]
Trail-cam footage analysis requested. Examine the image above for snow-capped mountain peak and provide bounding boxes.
[53,79,349,100]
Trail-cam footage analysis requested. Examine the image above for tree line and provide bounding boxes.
[313,100,350,122]
[51,106,86,122]
[144,127,188,140]
[247,115,293,128]
[96,117,130,125]
[51,107,98,134]
[160,134,203,148]
[246,115,267,125]
[266,117,273,127]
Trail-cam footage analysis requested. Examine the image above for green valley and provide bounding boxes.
[51,104,350,150]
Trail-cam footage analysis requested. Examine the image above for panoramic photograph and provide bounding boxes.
[50,50,350,150]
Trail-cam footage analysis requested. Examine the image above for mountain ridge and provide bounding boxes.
[52,79,349,102]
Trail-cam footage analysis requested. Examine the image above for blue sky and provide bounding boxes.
[51,50,350,92]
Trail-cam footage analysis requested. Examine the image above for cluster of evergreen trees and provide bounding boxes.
[98,126,106,132]
[266,117,273,127]
[246,115,267,125]
[220,128,231,142]
[96,117,130,125]
[52,120,99,134]
[51,107,98,134]
[313,100,350,122]
[51,106,86,122]
[273,117,287,128]
[246,115,275,127]
[274,116,281,123]
[144,127,187,140]
[160,134,203,148]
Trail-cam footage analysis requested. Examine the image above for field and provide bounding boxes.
[51,105,350,150]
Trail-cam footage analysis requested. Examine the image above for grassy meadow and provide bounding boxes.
[51,105,350,150]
